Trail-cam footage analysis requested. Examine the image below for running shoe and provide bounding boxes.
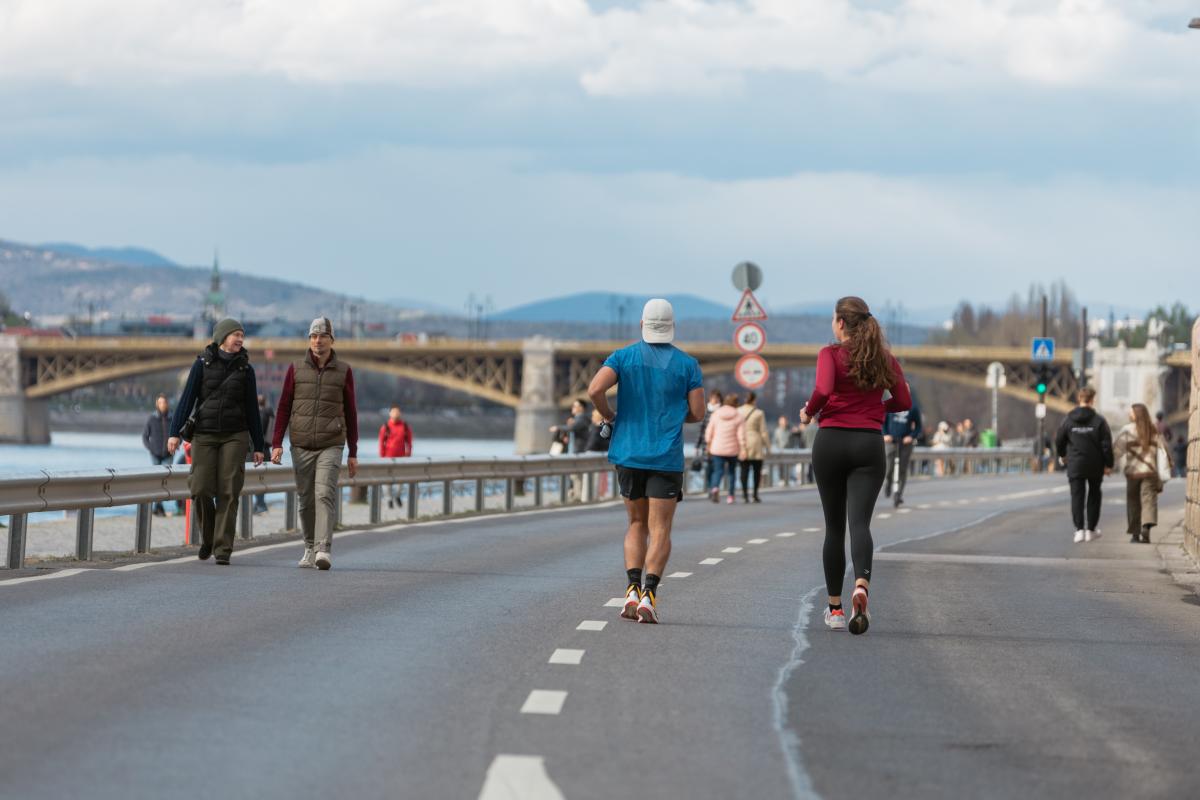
[1084,529,1101,543]
[314,551,332,570]
[848,586,870,635]
[726,495,735,504]
[636,590,659,624]
[1073,529,1085,544]
[823,607,847,631]
[298,547,316,568]
[620,584,641,620]
[709,488,719,503]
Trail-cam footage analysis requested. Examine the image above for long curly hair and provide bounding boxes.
[835,296,895,390]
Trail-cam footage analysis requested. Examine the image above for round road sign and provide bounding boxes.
[731,261,763,292]
[734,322,766,354]
[735,354,770,390]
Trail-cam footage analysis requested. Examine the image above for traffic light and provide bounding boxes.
[1035,366,1049,397]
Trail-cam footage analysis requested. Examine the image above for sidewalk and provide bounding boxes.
[1155,504,1200,597]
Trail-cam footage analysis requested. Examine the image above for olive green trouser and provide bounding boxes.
[189,431,249,559]
[1125,475,1159,533]
[292,445,343,553]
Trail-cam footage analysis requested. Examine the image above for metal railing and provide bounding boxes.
[0,447,1031,569]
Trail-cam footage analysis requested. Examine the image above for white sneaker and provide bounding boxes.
[824,607,847,631]
[1084,529,1101,542]
[636,590,659,624]
[1073,530,1085,544]
[298,548,316,568]
[314,551,332,570]
[620,584,641,620]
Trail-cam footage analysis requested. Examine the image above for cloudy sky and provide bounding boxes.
[0,0,1197,314]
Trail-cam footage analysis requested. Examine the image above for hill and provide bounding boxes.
[493,292,730,322]
[36,242,178,268]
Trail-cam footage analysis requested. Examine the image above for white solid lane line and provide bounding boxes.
[722,547,743,553]
[576,621,607,631]
[699,558,723,565]
[112,555,194,572]
[478,755,566,800]
[747,538,769,544]
[603,597,624,607]
[666,571,692,578]
[548,649,584,665]
[0,568,92,587]
[521,691,568,715]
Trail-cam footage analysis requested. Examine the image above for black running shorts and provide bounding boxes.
[616,467,684,501]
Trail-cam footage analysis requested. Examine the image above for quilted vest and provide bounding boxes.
[290,351,348,450]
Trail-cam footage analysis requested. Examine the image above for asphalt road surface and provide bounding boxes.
[1,473,1196,800]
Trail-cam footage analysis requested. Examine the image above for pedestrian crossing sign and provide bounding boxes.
[732,289,768,322]
[1031,337,1055,362]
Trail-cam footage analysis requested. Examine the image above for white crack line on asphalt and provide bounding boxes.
[771,586,822,800]
[747,538,769,544]
[548,649,584,665]
[699,558,724,565]
[478,755,566,800]
[576,620,607,631]
[521,690,567,715]
[722,547,743,553]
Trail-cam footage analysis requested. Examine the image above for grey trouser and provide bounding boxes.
[293,445,343,552]
[1125,475,1159,532]
[189,431,248,559]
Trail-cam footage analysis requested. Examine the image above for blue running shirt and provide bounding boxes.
[603,341,703,473]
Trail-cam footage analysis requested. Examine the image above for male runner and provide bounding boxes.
[588,299,705,624]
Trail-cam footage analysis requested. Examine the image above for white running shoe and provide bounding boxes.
[620,584,641,620]
[1084,529,1101,542]
[1073,530,1085,544]
[298,547,316,568]
[314,551,332,570]
[824,607,847,631]
[636,590,659,624]
[848,586,871,636]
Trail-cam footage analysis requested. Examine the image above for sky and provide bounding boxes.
[0,0,1197,316]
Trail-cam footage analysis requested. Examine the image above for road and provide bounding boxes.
[1,474,1197,800]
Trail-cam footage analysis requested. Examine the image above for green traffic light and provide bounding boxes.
[1036,382,1047,394]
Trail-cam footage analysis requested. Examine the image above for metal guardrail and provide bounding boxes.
[0,447,1032,569]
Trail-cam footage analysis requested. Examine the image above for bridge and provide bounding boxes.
[0,334,1190,449]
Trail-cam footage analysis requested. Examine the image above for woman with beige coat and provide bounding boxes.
[1113,403,1166,544]
[738,392,770,503]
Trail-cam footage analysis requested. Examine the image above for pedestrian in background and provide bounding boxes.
[271,317,359,571]
[1173,430,1188,479]
[253,394,274,514]
[550,399,591,454]
[738,391,769,503]
[1055,386,1114,544]
[1155,411,1173,448]
[932,420,952,476]
[585,408,610,453]
[705,394,745,504]
[379,403,413,509]
[167,319,266,565]
[698,389,723,494]
[588,298,705,624]
[143,393,182,516]
[882,391,921,508]
[800,296,910,636]
[1114,403,1165,544]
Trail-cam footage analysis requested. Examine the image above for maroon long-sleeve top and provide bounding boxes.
[271,359,359,457]
[803,345,911,430]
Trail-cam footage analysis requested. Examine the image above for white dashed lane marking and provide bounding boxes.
[666,571,692,578]
[604,598,624,608]
[747,538,769,544]
[777,532,798,538]
[699,558,724,565]
[576,620,607,631]
[803,527,820,532]
[479,755,566,800]
[521,690,568,715]
[918,504,932,509]
[877,513,892,519]
[722,547,743,554]
[898,508,912,514]
[548,649,584,665]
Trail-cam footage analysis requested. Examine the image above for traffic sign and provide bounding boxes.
[734,354,770,390]
[985,361,1006,389]
[1035,403,1047,420]
[733,322,766,354]
[1031,337,1055,362]
[731,262,762,292]
[732,289,768,322]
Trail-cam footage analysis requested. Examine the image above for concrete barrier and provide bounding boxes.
[1185,318,1200,562]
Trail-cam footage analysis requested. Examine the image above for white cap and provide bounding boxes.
[641,298,675,344]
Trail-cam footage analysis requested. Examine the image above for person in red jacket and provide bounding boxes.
[379,404,413,508]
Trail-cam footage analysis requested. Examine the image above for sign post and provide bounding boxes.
[731,264,768,390]
[985,361,1006,441]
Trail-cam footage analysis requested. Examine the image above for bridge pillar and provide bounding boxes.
[0,336,49,444]
[514,337,560,455]
[1090,339,1167,426]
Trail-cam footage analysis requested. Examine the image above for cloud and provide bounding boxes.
[1,0,1197,95]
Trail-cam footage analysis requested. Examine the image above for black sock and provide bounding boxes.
[829,602,843,611]
[643,573,661,597]
[626,568,642,589]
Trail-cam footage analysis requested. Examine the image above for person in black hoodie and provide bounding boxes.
[1055,386,1113,543]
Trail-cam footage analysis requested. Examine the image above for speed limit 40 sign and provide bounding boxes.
[734,322,766,354]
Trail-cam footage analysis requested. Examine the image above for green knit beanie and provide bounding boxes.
[212,318,244,346]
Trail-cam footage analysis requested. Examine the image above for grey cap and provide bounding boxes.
[212,318,244,346]
[308,317,334,339]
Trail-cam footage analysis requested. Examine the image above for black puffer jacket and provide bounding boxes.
[1055,406,1114,479]
[195,344,251,435]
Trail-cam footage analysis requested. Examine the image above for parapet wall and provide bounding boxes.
[1185,318,1200,561]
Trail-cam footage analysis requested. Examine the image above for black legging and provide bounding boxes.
[812,427,886,597]
[739,459,763,499]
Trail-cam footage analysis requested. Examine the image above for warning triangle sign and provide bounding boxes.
[732,289,768,322]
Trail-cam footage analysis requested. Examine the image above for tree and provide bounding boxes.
[932,280,1084,348]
